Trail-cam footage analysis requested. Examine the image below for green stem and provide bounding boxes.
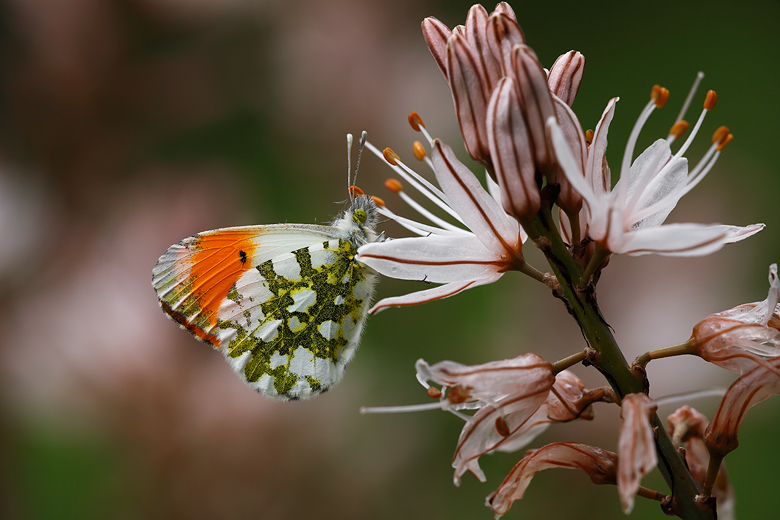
[551,350,587,374]
[531,206,713,520]
[634,341,694,369]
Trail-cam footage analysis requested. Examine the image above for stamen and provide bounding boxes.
[398,189,466,232]
[717,133,733,151]
[360,402,445,414]
[653,387,727,408]
[350,186,365,197]
[385,178,403,193]
[376,205,466,237]
[366,140,450,208]
[382,179,461,231]
[712,125,730,145]
[371,196,386,207]
[413,141,427,161]
[703,90,717,111]
[667,120,689,144]
[495,416,511,437]
[674,71,704,123]
[584,129,594,145]
[383,147,400,166]
[408,111,425,131]
[652,85,670,108]
[427,387,443,399]
[673,104,709,159]
[617,96,657,207]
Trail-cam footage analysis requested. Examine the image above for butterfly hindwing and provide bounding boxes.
[216,238,376,399]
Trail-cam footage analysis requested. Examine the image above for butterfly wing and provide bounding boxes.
[153,224,338,346]
[153,224,377,400]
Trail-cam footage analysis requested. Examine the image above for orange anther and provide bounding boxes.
[385,178,403,193]
[704,90,717,111]
[584,129,594,144]
[426,386,442,399]
[495,416,511,437]
[669,120,690,139]
[408,111,425,131]
[712,125,730,144]
[716,133,733,151]
[383,147,400,165]
[349,185,365,197]
[370,195,386,207]
[412,141,427,161]
[651,85,669,108]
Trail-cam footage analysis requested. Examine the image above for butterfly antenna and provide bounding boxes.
[346,133,354,204]
[354,131,368,185]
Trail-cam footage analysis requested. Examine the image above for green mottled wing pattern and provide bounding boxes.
[215,238,376,399]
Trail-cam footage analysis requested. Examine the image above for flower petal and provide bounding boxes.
[552,94,588,214]
[510,45,557,167]
[422,16,451,80]
[586,98,617,197]
[358,234,505,284]
[447,32,491,163]
[465,4,501,91]
[547,50,585,107]
[432,139,522,254]
[705,357,780,457]
[548,117,599,207]
[486,443,617,518]
[368,274,502,314]
[486,12,524,76]
[416,353,552,405]
[616,223,734,257]
[452,375,553,484]
[618,393,658,514]
[487,77,540,220]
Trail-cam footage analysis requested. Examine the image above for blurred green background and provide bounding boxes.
[0,0,778,518]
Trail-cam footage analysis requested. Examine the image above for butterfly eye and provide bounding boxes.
[353,208,368,225]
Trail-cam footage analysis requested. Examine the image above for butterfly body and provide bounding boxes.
[152,195,379,400]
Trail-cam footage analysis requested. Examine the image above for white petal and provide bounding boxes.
[616,223,732,257]
[358,235,503,283]
[722,223,764,243]
[432,140,521,253]
[586,98,617,197]
[547,117,600,209]
[368,274,503,314]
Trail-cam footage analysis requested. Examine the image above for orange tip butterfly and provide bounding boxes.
[152,133,379,400]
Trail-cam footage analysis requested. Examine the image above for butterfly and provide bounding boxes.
[152,134,380,400]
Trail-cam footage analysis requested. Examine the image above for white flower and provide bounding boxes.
[357,130,530,314]
[548,85,764,257]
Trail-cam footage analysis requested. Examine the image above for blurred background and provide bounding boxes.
[0,0,778,518]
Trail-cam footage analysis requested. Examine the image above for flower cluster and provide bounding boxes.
[357,2,773,519]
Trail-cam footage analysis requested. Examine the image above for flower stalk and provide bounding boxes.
[531,199,714,519]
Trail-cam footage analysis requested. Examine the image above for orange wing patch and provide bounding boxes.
[159,228,258,348]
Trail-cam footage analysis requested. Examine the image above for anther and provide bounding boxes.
[651,85,670,108]
[412,141,427,161]
[584,129,594,145]
[385,178,403,193]
[495,416,511,437]
[408,111,425,131]
[426,386,442,399]
[383,147,400,166]
[349,186,365,197]
[704,90,717,111]
[716,133,733,151]
[669,120,690,139]
[370,195,386,207]
[712,125,730,145]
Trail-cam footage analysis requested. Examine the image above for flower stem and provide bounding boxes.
[531,205,714,520]
[634,341,694,369]
[551,350,587,374]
